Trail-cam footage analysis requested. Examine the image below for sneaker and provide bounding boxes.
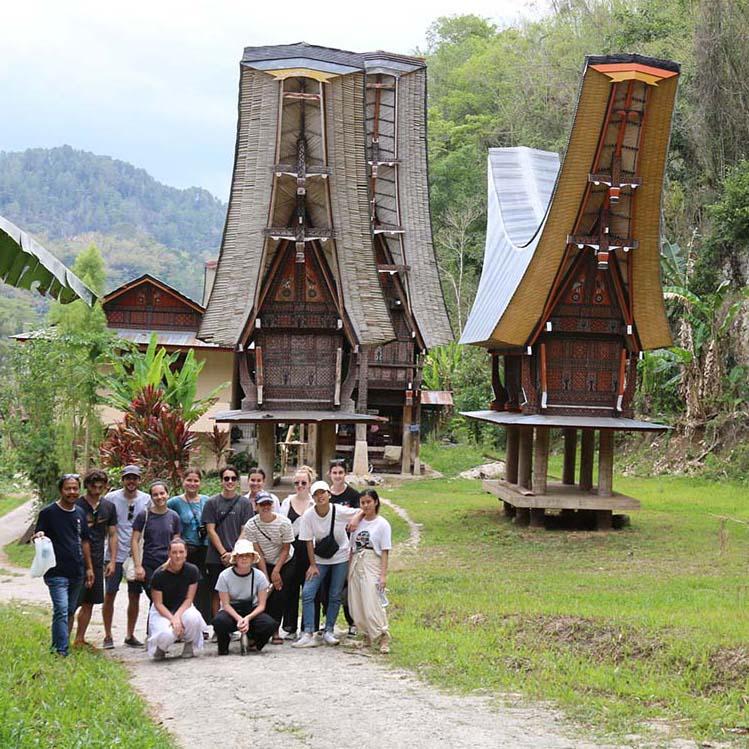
[153,647,167,661]
[323,631,340,646]
[102,637,114,650]
[347,626,357,637]
[291,632,319,649]
[181,642,194,659]
[124,635,144,648]
[282,629,298,640]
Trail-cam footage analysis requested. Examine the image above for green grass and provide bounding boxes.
[0,604,175,748]
[4,541,33,569]
[380,452,749,743]
[420,440,491,475]
[0,477,31,519]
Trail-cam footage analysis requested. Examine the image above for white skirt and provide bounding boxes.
[347,549,389,640]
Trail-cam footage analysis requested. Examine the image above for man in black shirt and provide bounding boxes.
[74,469,118,648]
[33,474,95,656]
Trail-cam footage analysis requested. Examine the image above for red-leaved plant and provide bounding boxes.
[100,384,197,489]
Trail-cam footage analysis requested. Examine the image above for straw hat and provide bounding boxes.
[230,539,260,564]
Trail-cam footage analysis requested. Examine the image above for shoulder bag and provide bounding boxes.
[313,505,339,559]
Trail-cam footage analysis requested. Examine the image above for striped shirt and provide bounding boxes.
[241,514,294,565]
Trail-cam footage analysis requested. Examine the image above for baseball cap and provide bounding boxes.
[255,491,274,504]
[122,465,142,477]
[310,480,330,495]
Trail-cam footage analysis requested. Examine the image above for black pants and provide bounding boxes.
[265,558,296,628]
[284,539,320,633]
[212,601,277,654]
[186,544,211,622]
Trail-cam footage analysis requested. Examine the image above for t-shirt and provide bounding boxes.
[350,516,392,556]
[202,494,253,564]
[241,514,295,566]
[215,566,268,607]
[329,484,361,508]
[104,488,151,563]
[75,496,117,565]
[298,504,359,565]
[150,562,200,613]
[35,502,91,580]
[280,496,314,538]
[167,495,209,547]
[132,509,182,569]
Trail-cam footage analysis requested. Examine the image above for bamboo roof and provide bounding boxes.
[0,215,95,305]
[461,54,679,351]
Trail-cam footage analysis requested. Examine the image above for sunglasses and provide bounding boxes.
[222,476,238,482]
[61,473,80,481]
[293,480,308,486]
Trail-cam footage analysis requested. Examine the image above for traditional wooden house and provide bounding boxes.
[99,274,234,433]
[198,43,452,478]
[460,54,679,529]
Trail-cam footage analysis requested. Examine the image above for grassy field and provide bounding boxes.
[381,443,749,743]
[0,604,174,748]
[0,477,32,520]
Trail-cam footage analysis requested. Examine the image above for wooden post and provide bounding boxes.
[412,400,422,475]
[502,501,516,518]
[533,427,550,495]
[317,422,337,478]
[306,424,318,474]
[579,428,594,490]
[257,421,275,485]
[401,402,413,475]
[530,508,545,527]
[352,348,370,477]
[598,429,614,497]
[562,428,577,485]
[518,427,533,490]
[596,510,613,530]
[505,426,519,484]
[515,507,530,526]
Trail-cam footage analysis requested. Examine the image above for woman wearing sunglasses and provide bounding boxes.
[202,466,253,619]
[279,466,315,639]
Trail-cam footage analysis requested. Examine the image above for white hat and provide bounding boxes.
[230,539,260,564]
[310,480,330,496]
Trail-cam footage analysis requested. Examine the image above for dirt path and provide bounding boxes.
[0,499,701,749]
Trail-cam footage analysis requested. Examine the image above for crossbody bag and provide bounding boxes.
[313,505,339,559]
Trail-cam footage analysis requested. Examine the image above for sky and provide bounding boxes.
[2,0,548,201]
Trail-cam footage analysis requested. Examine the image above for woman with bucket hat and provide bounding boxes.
[212,539,277,654]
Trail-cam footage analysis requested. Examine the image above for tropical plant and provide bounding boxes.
[201,425,232,471]
[100,385,197,488]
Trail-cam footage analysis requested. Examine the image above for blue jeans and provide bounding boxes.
[301,561,348,634]
[46,575,84,656]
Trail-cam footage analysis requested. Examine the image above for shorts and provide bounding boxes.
[104,561,144,596]
[78,564,104,606]
[205,562,226,593]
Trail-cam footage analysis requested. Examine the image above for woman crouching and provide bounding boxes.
[348,490,392,653]
[212,539,277,655]
[148,537,207,660]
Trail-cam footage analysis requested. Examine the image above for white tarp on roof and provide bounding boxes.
[460,147,559,346]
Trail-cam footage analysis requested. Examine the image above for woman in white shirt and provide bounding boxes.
[293,480,360,648]
[279,467,315,638]
[348,489,392,653]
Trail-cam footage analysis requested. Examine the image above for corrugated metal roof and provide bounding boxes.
[213,409,386,424]
[460,147,559,346]
[462,410,669,432]
[112,328,225,349]
[421,390,453,406]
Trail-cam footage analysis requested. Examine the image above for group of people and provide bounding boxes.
[32,460,392,660]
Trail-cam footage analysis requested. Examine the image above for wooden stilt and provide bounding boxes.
[515,507,530,526]
[306,424,318,475]
[401,403,413,475]
[411,402,422,475]
[530,508,546,528]
[518,427,533,490]
[596,510,613,530]
[503,501,516,518]
[579,428,594,490]
[562,428,577,485]
[317,422,337,478]
[257,422,275,485]
[533,427,550,495]
[505,426,519,484]
[598,429,614,497]
[352,423,369,476]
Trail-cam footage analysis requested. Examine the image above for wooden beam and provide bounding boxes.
[334,347,342,406]
[518,427,533,491]
[598,429,614,497]
[255,345,264,406]
[533,427,550,496]
[562,428,577,485]
[505,426,519,484]
[401,403,413,475]
[257,422,275,485]
[579,428,594,490]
